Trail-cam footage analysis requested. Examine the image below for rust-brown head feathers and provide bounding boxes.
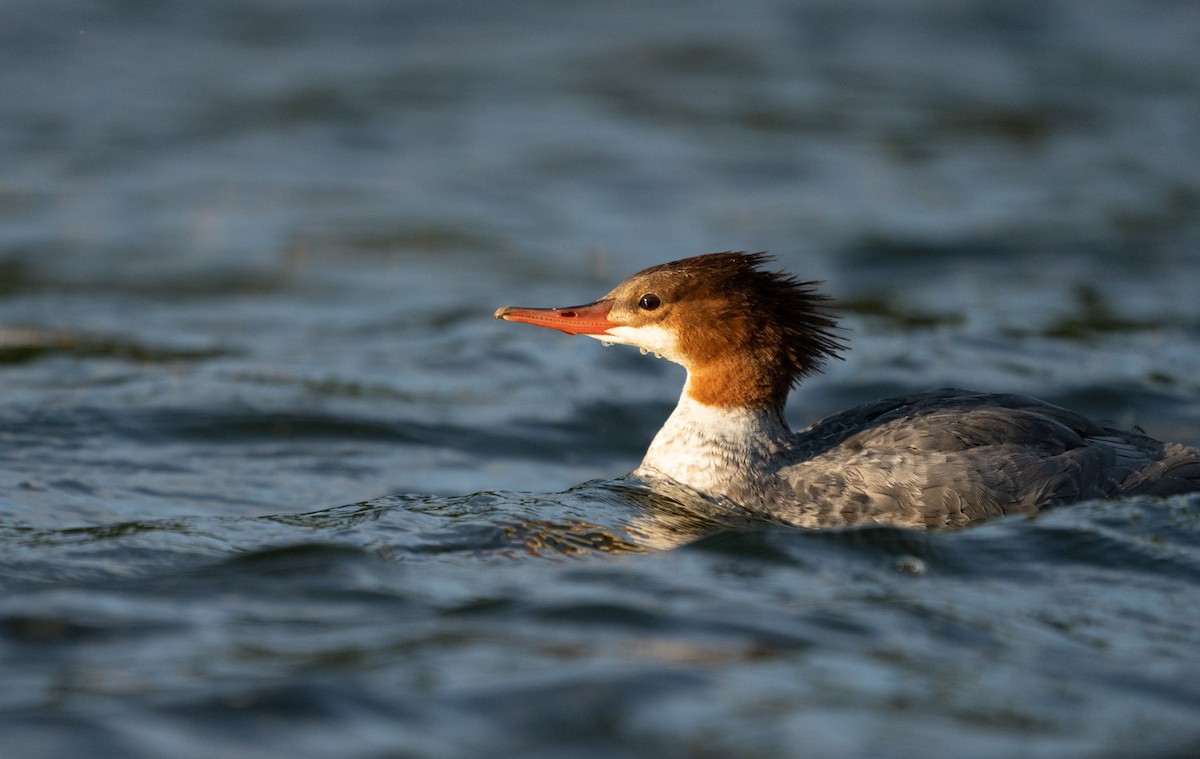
[631,252,844,404]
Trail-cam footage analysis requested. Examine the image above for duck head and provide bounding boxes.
[495,252,843,409]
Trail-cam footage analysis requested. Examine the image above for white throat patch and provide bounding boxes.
[586,324,678,361]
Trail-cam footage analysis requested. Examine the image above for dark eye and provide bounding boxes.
[638,293,661,311]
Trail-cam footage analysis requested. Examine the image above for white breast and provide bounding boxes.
[634,389,793,501]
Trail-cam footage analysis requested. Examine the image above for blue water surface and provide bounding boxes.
[1,0,1199,756]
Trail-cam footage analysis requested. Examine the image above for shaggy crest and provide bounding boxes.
[636,251,844,393]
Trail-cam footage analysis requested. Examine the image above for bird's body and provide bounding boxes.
[496,252,1200,528]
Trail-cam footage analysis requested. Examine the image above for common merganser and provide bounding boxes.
[495,252,1200,529]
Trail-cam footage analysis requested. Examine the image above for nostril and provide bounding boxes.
[561,311,577,318]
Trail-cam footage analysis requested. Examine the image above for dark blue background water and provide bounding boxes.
[2,1,1199,756]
